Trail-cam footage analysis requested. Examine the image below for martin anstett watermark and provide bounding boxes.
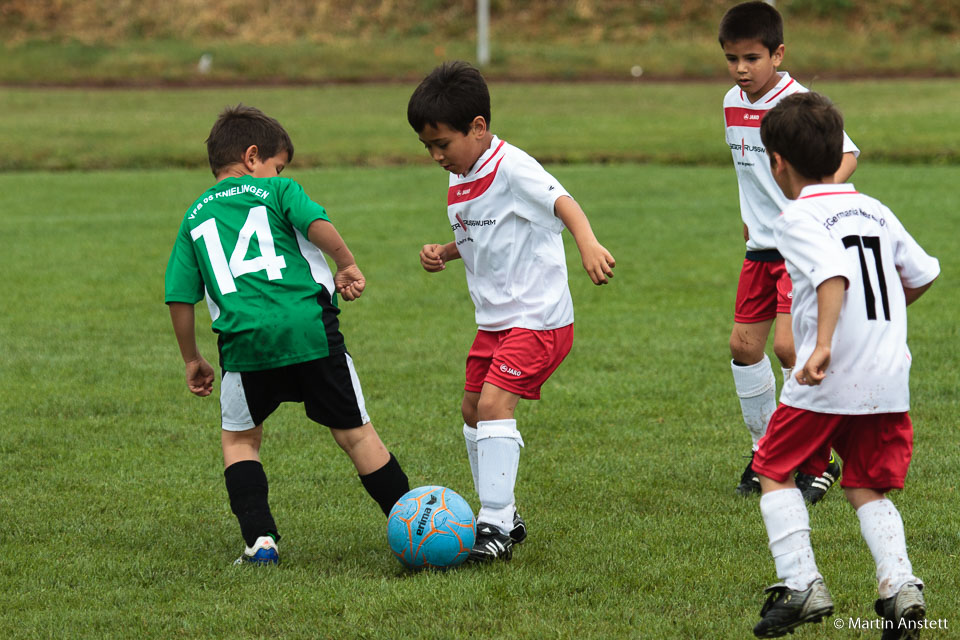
[833,617,949,632]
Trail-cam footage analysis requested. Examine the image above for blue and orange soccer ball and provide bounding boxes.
[387,486,475,569]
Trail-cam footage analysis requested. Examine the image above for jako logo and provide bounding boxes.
[743,113,760,121]
[500,364,522,377]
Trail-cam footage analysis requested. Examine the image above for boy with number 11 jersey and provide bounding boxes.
[749,91,938,638]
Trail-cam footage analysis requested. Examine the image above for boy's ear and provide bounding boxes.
[769,151,786,175]
[469,116,488,138]
[771,44,785,67]
[242,144,260,172]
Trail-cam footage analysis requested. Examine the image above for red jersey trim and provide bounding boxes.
[798,190,859,199]
[725,107,766,128]
[765,78,796,103]
[475,140,505,174]
[448,155,505,205]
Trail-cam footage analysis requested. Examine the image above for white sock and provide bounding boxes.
[857,499,922,599]
[781,367,793,390]
[476,419,523,535]
[732,355,777,449]
[760,489,822,591]
[463,424,479,495]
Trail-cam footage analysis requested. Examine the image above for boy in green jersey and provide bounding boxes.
[165,105,409,565]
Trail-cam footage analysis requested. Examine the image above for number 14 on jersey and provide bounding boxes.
[190,206,287,294]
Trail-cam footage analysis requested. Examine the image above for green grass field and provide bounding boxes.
[1,154,957,637]
[4,79,960,171]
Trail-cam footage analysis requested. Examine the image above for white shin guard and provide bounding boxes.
[781,367,794,389]
[760,488,822,591]
[857,499,921,599]
[476,419,524,535]
[732,355,777,449]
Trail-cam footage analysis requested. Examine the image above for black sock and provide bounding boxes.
[359,453,410,516]
[224,460,280,547]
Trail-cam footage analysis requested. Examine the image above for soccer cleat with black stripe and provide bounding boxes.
[233,535,279,566]
[510,511,527,545]
[468,522,513,562]
[796,454,841,505]
[753,578,834,638]
[737,453,761,496]
[875,583,926,640]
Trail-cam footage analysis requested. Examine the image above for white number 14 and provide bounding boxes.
[190,206,286,295]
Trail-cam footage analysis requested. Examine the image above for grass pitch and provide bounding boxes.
[3,79,960,171]
[0,161,957,639]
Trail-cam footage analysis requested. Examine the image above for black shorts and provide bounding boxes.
[220,353,369,431]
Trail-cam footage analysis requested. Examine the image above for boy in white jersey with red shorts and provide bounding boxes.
[719,1,860,501]
[407,61,616,562]
[165,105,410,565]
[749,92,938,638]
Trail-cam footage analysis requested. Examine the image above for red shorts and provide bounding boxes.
[734,256,792,323]
[753,405,913,492]
[464,325,573,400]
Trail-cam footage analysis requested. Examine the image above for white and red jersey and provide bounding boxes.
[447,136,573,331]
[774,183,939,414]
[724,72,860,251]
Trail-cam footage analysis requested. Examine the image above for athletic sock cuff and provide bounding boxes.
[855,498,895,520]
[731,355,776,397]
[224,459,266,486]
[760,488,810,551]
[463,423,477,443]
[476,419,523,445]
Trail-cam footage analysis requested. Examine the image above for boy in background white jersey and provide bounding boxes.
[407,61,616,562]
[749,92,938,638]
[719,1,860,501]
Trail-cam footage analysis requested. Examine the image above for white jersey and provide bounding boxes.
[775,183,940,414]
[724,72,860,251]
[447,136,573,331]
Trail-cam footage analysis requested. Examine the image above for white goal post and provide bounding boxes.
[477,0,490,66]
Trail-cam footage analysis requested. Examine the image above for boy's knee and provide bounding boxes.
[331,423,377,451]
[730,322,774,364]
[461,394,479,428]
[730,335,763,364]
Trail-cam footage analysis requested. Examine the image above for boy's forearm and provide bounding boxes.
[831,152,858,184]
[442,241,461,261]
[554,196,598,248]
[307,219,356,269]
[904,278,936,306]
[815,277,846,347]
[169,302,202,362]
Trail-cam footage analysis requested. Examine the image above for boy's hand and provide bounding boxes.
[796,346,830,386]
[420,244,447,272]
[579,241,616,285]
[335,264,366,301]
[185,357,215,396]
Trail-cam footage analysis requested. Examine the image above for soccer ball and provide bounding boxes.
[387,486,475,569]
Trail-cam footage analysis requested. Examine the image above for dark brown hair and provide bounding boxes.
[760,92,844,180]
[407,61,491,135]
[719,1,784,54]
[205,104,294,176]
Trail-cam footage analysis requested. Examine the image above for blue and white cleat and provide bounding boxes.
[234,535,279,566]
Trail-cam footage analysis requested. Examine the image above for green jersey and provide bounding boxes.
[165,175,344,371]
